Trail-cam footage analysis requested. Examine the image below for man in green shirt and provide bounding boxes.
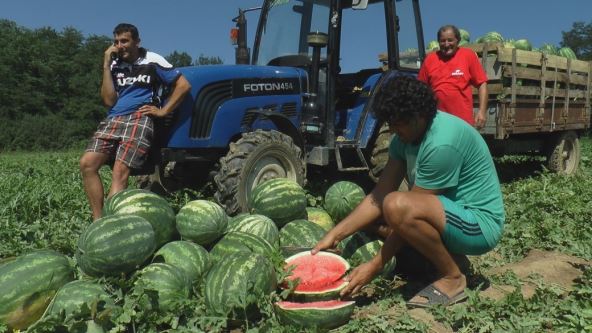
[313,75,504,307]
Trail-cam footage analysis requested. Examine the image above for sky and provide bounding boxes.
[2,0,592,65]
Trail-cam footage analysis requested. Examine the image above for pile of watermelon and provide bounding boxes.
[0,178,389,331]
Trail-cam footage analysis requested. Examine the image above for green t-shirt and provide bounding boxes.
[389,111,505,247]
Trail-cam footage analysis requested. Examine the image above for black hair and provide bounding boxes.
[113,23,140,40]
[371,74,437,124]
[437,25,461,42]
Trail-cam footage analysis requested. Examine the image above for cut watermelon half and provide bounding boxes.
[283,251,350,301]
[274,300,355,329]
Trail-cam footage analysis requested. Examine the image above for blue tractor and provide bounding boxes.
[146,0,426,215]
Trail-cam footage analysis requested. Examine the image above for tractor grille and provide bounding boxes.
[281,102,297,117]
[190,81,233,138]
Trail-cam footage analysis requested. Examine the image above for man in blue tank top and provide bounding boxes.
[80,23,191,220]
[313,75,504,307]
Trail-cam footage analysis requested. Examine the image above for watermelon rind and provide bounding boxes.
[133,263,191,312]
[283,251,350,301]
[76,214,156,277]
[103,189,177,248]
[274,300,355,330]
[176,200,228,246]
[249,178,307,228]
[0,250,75,330]
[209,231,279,265]
[204,252,277,320]
[226,213,280,245]
[153,240,211,284]
[279,219,327,256]
[324,181,365,222]
[44,280,115,321]
[305,207,335,232]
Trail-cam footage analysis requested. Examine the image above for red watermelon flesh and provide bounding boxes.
[276,300,354,309]
[284,251,350,293]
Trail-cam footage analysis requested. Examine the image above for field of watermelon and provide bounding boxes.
[1,137,592,332]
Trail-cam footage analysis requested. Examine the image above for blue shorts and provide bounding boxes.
[438,196,493,255]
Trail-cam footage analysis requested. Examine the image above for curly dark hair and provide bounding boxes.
[371,74,437,124]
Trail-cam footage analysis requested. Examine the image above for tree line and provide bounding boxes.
[0,19,590,151]
[0,20,221,151]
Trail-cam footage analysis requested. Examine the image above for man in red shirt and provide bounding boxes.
[418,25,488,128]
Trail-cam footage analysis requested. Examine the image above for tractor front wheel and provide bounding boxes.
[214,130,306,216]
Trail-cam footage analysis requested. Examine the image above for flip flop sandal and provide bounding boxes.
[406,283,467,308]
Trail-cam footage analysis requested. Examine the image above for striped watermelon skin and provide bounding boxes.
[279,219,327,251]
[76,214,156,277]
[176,200,228,246]
[274,300,355,330]
[249,178,307,228]
[153,241,211,284]
[45,280,115,319]
[341,232,396,277]
[305,207,335,232]
[324,181,365,222]
[204,252,277,319]
[209,231,279,264]
[226,213,280,245]
[103,189,177,248]
[0,250,75,330]
[133,263,191,312]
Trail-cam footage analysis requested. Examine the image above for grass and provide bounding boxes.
[1,138,591,332]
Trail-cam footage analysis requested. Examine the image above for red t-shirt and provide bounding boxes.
[418,47,488,125]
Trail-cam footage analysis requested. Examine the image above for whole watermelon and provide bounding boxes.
[513,39,533,51]
[204,252,277,320]
[103,188,176,248]
[324,181,365,222]
[226,213,280,245]
[249,178,307,228]
[153,241,211,284]
[0,250,75,330]
[279,219,327,257]
[76,214,156,277]
[133,263,191,312]
[305,207,335,232]
[341,232,396,277]
[176,200,228,246]
[44,280,115,320]
[209,231,279,264]
[558,47,577,59]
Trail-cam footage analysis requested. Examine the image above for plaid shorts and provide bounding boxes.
[86,112,154,169]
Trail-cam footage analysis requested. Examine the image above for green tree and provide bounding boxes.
[561,21,592,60]
[194,54,223,65]
[166,51,193,67]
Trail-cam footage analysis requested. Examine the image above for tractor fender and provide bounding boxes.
[244,108,304,153]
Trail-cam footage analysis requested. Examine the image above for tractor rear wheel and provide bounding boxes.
[546,130,580,175]
[369,123,409,190]
[214,130,306,216]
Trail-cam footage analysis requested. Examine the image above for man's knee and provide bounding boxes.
[382,192,413,229]
[80,153,103,175]
[111,161,131,183]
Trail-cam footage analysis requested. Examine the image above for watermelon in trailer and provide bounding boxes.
[282,251,350,301]
[274,300,355,330]
[0,250,75,330]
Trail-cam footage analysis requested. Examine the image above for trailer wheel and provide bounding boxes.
[369,123,409,190]
[214,130,306,216]
[547,130,580,175]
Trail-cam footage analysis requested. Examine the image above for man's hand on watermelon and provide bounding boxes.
[311,232,340,255]
[339,259,382,297]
